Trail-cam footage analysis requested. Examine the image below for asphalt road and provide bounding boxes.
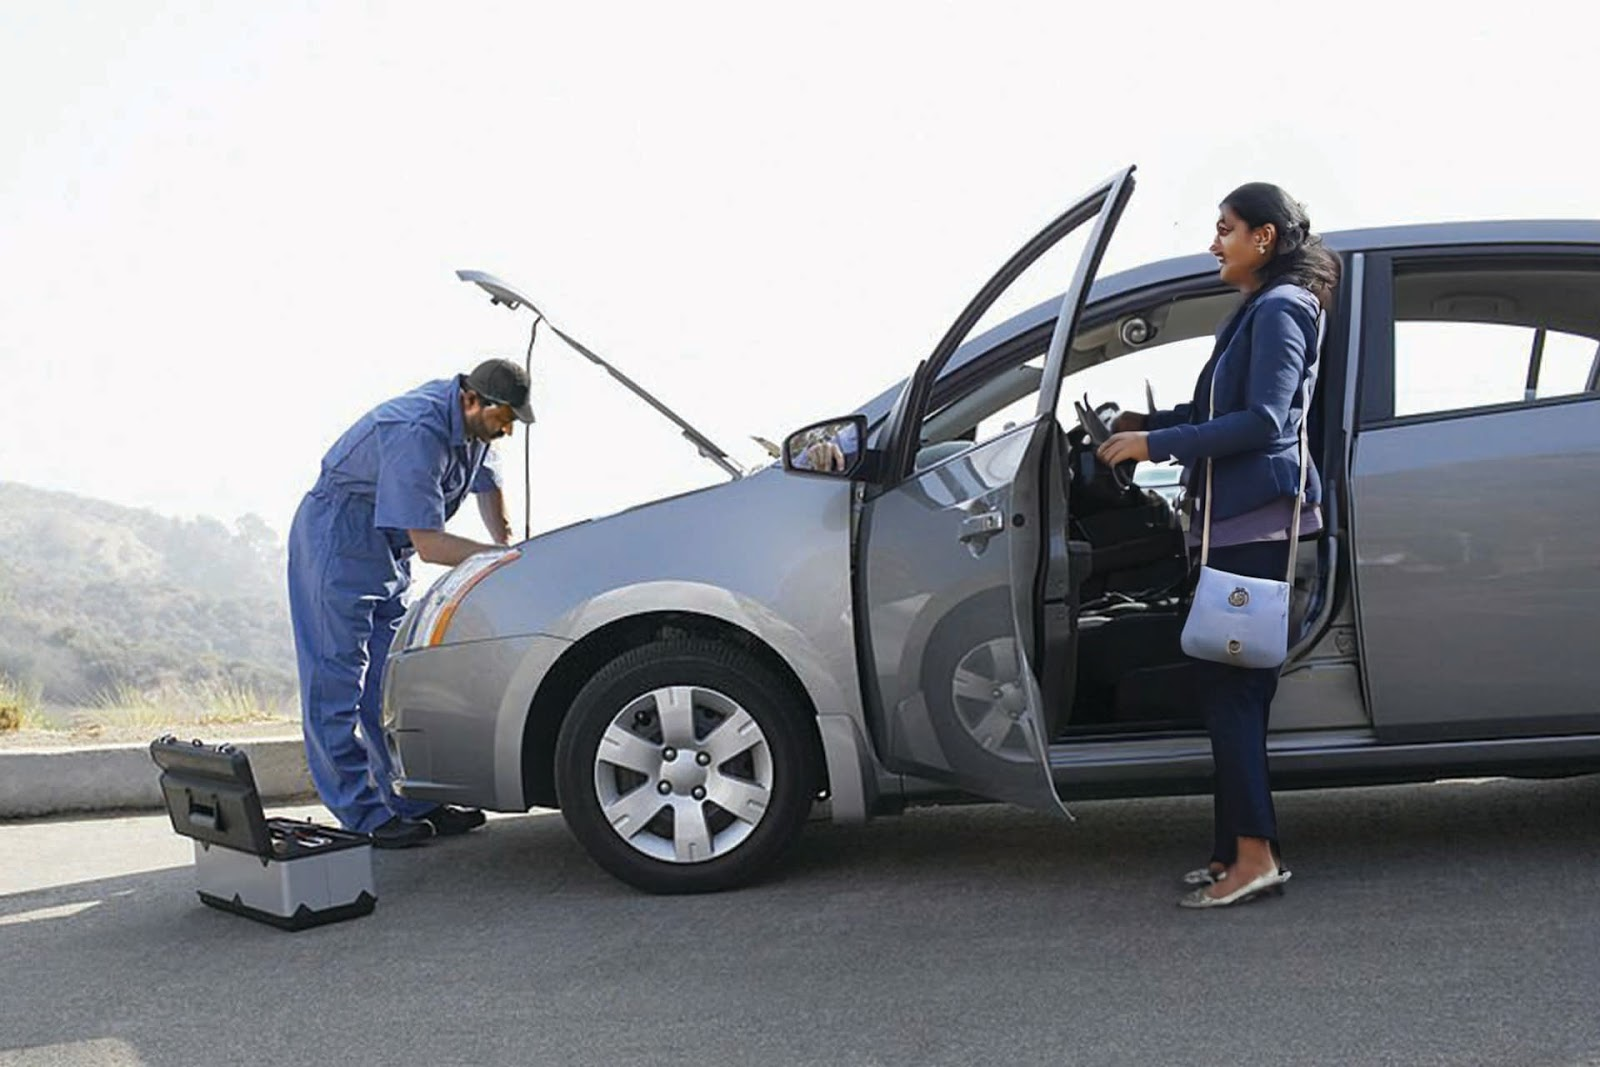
[2,774,1598,1067]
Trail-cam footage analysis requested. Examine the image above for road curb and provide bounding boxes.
[0,737,314,819]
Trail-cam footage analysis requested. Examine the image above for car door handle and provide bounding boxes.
[958,511,1006,543]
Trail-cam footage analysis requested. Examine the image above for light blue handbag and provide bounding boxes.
[1179,350,1314,670]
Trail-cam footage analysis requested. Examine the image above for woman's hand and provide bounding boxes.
[1097,431,1150,466]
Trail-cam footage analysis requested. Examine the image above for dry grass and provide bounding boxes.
[0,674,299,747]
[192,679,294,725]
[0,673,52,732]
[84,679,296,730]
[86,682,173,729]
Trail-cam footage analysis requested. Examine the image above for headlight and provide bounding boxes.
[404,548,521,650]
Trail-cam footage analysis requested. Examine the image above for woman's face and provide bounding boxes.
[1210,204,1274,291]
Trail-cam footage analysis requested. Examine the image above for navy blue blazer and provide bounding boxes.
[1145,283,1322,522]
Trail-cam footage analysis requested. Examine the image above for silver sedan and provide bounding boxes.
[385,167,1600,892]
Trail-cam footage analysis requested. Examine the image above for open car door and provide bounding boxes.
[857,166,1135,813]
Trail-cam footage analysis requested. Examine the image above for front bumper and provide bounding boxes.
[382,632,572,811]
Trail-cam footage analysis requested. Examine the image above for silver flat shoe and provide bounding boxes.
[1181,866,1226,887]
[1181,865,1292,888]
[1178,867,1287,909]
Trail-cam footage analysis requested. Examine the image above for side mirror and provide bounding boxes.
[782,415,868,479]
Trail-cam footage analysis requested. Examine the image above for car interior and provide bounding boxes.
[915,289,1333,741]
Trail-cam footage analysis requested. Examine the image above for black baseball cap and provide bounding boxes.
[464,358,535,423]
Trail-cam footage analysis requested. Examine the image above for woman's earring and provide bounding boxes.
[1257,243,1269,254]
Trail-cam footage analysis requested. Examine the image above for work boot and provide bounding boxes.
[369,815,433,849]
[421,804,487,837]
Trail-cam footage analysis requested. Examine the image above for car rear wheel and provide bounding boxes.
[553,637,818,893]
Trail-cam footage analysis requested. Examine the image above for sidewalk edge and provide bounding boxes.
[0,737,313,819]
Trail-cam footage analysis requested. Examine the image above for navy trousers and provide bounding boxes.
[1188,539,1292,866]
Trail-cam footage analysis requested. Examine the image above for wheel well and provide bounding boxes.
[521,611,828,808]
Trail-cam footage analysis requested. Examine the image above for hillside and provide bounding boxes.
[0,481,297,707]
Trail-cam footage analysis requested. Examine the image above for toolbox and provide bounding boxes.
[149,736,376,931]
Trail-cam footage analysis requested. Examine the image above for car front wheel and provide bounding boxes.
[553,637,818,893]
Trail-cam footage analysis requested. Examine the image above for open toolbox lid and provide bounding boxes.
[150,736,274,855]
[150,736,370,859]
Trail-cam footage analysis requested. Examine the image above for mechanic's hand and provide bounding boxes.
[1110,411,1148,433]
[1097,431,1150,466]
[803,441,847,472]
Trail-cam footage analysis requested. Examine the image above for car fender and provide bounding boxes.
[551,579,857,726]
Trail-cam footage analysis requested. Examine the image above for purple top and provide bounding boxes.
[1185,495,1322,551]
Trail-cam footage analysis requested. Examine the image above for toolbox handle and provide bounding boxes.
[186,790,222,832]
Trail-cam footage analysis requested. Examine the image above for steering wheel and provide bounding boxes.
[1072,394,1136,492]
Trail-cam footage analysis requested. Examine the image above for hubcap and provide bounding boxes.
[593,685,774,864]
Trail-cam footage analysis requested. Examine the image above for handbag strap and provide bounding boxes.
[1198,308,1323,585]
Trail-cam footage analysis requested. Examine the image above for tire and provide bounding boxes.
[553,637,818,894]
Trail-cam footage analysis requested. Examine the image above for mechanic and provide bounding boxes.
[287,358,533,848]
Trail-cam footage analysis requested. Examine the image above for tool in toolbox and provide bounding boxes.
[149,735,377,931]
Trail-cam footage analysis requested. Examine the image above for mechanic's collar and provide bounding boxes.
[449,374,470,449]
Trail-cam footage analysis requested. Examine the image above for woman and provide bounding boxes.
[1097,182,1340,908]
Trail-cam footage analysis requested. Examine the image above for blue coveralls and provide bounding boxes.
[287,376,501,832]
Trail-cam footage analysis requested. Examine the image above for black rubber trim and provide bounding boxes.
[197,890,377,931]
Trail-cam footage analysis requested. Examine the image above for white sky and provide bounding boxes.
[4,0,1598,580]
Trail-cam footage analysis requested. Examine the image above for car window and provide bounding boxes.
[923,290,1230,446]
[962,333,1218,443]
[1390,262,1600,420]
[967,354,1045,441]
[909,289,1232,475]
[1059,333,1215,428]
[916,297,1224,464]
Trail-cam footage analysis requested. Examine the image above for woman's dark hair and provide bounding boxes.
[1222,182,1341,310]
